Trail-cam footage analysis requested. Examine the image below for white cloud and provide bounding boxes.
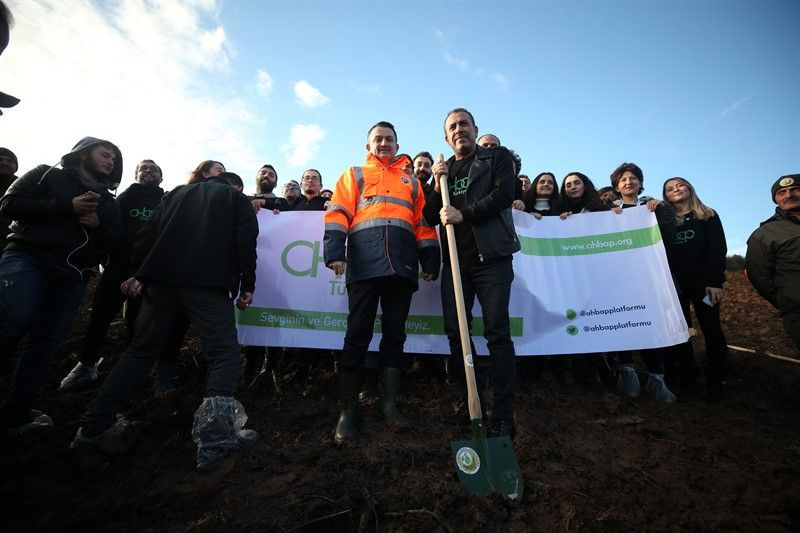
[256,69,274,97]
[281,124,326,166]
[720,96,751,118]
[352,82,381,95]
[2,0,263,193]
[294,80,329,108]
[491,72,510,92]
[442,51,470,72]
[201,26,226,54]
[437,31,511,91]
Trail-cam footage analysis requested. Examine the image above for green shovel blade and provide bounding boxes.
[451,420,524,501]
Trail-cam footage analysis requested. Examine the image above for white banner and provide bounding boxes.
[236,208,688,355]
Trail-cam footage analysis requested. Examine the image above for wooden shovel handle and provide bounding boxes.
[439,172,482,421]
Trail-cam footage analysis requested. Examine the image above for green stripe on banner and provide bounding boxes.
[237,307,523,336]
[519,225,662,256]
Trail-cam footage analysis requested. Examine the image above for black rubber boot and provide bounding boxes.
[358,367,378,401]
[380,367,410,430]
[334,372,360,444]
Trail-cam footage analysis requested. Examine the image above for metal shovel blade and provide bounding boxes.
[451,420,523,501]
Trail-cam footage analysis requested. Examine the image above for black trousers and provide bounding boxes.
[80,284,241,436]
[441,259,516,420]
[618,348,665,374]
[675,288,728,386]
[339,276,413,374]
[80,268,187,365]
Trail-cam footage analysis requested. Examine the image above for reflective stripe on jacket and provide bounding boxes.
[324,153,440,288]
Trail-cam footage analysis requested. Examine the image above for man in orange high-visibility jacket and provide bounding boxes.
[324,121,440,444]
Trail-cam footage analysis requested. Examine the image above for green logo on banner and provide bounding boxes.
[566,309,577,320]
[281,240,326,277]
[566,325,579,336]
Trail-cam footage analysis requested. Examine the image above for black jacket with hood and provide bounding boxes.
[0,137,123,280]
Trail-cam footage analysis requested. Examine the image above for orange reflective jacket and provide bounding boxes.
[323,153,440,287]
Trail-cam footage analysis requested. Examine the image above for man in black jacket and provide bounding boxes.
[60,159,169,390]
[289,169,327,211]
[425,108,520,439]
[252,163,289,212]
[0,137,122,432]
[73,172,259,467]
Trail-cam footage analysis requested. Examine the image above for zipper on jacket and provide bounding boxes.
[465,173,486,263]
[381,168,397,275]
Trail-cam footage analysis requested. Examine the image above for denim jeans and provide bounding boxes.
[0,251,87,424]
[441,259,516,420]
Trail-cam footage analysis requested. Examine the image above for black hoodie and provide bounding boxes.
[0,136,123,279]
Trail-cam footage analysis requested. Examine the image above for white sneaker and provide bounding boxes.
[59,362,98,391]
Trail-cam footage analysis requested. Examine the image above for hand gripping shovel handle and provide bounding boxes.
[439,171,482,422]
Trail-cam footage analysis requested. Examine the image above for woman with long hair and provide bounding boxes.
[188,160,225,185]
[516,171,562,218]
[559,172,607,217]
[662,176,728,400]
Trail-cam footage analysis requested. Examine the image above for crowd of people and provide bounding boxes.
[0,106,797,469]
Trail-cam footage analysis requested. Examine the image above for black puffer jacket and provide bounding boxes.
[424,146,520,263]
[0,165,121,280]
[746,208,800,314]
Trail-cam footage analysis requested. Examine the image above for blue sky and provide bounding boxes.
[3,0,798,255]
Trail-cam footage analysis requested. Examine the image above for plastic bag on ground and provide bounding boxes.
[616,364,641,399]
[192,397,257,468]
[645,373,677,404]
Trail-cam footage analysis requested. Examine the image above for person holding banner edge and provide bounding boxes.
[323,121,440,444]
[662,176,729,400]
[425,108,521,439]
[610,162,678,403]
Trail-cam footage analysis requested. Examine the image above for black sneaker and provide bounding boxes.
[487,418,516,440]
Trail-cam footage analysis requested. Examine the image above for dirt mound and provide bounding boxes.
[1,271,798,531]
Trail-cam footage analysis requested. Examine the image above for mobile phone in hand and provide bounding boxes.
[86,191,101,199]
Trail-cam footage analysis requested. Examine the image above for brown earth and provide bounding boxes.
[1,270,798,532]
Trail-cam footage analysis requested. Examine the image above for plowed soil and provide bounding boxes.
[1,271,798,532]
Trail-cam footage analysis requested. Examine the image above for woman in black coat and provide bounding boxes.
[662,177,729,400]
